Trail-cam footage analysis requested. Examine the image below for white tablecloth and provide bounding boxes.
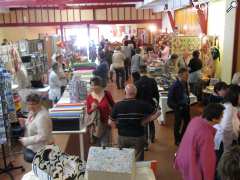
[22,166,155,180]
[158,92,197,123]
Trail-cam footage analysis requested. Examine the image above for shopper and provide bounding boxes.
[112,46,126,89]
[175,103,225,180]
[55,54,67,95]
[177,51,190,70]
[167,68,190,145]
[188,50,203,94]
[218,145,240,180]
[86,76,114,146]
[165,54,179,74]
[131,48,144,82]
[48,62,61,103]
[89,40,97,62]
[231,72,240,86]
[110,84,160,161]
[93,51,109,87]
[160,41,170,63]
[214,85,240,158]
[122,41,132,81]
[207,81,228,104]
[19,93,53,162]
[104,43,113,69]
[135,65,159,143]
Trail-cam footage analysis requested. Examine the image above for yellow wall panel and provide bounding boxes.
[0,26,57,41]
[42,9,49,22]
[10,11,16,23]
[0,14,4,24]
[61,10,68,22]
[73,9,80,22]
[17,10,24,23]
[118,8,124,20]
[4,13,10,23]
[144,9,149,20]
[22,10,29,23]
[29,9,36,23]
[150,10,156,19]
[156,12,162,19]
[67,9,74,22]
[112,8,118,20]
[36,9,42,23]
[48,9,55,22]
[107,8,112,21]
[137,9,143,20]
[55,9,61,22]
[95,9,106,20]
[131,7,137,20]
[175,8,201,35]
[125,7,130,20]
[81,10,93,21]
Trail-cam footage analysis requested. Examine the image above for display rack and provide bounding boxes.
[0,66,25,180]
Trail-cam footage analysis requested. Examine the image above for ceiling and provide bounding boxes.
[0,0,144,8]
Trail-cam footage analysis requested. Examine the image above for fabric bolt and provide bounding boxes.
[69,75,88,103]
[32,145,85,180]
[0,67,16,144]
[0,96,6,144]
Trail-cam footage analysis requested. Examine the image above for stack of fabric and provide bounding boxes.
[49,102,85,131]
[72,62,96,71]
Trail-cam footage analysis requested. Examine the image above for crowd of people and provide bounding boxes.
[17,35,240,180]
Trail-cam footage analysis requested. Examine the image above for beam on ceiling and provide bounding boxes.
[0,0,143,7]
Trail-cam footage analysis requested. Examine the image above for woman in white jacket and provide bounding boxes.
[48,62,61,103]
[215,85,240,159]
[19,93,53,162]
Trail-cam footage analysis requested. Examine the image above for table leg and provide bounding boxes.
[80,134,84,161]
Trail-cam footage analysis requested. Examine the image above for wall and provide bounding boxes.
[234,3,240,73]
[208,0,226,79]
[0,6,162,26]
[175,7,201,35]
[222,0,236,82]
[162,12,173,33]
[0,26,58,41]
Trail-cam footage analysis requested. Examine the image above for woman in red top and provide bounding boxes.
[86,76,114,146]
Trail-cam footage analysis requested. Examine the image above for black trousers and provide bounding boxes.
[173,106,190,144]
[132,72,140,83]
[124,59,130,81]
[115,68,125,89]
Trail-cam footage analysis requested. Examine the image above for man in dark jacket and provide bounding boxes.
[168,68,190,145]
[135,65,160,143]
[93,51,109,87]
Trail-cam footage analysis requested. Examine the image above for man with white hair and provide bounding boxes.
[110,84,160,161]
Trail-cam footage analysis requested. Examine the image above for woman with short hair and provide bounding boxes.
[86,76,114,146]
[19,93,53,162]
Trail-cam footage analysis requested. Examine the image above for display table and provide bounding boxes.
[158,92,197,124]
[22,166,155,180]
[49,87,86,161]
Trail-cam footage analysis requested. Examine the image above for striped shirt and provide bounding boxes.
[111,98,154,137]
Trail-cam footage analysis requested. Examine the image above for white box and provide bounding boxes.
[86,146,136,180]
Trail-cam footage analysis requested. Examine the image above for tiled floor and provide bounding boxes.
[0,81,203,180]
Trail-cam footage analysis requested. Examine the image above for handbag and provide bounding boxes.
[23,148,36,163]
